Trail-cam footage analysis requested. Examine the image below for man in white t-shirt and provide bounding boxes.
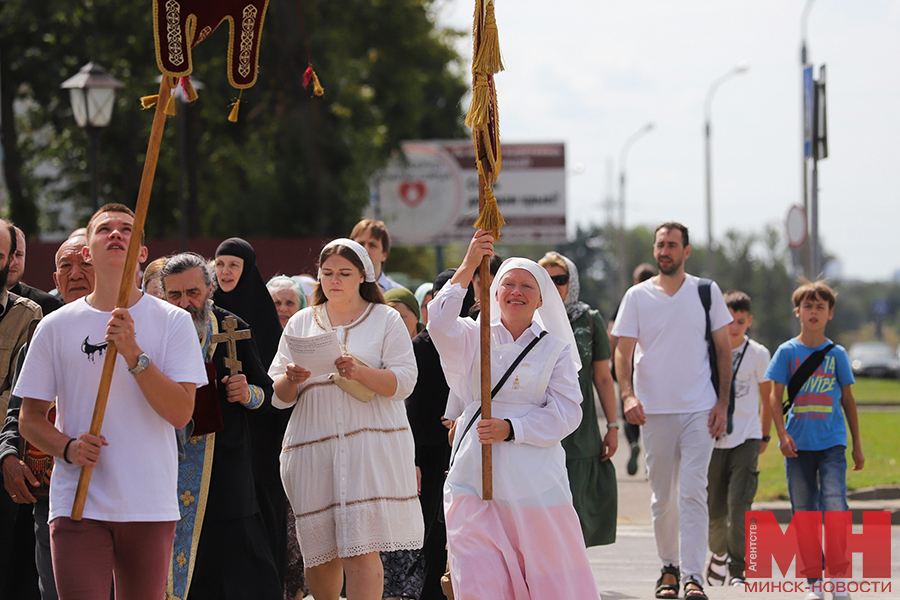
[16,204,207,600]
[612,222,733,600]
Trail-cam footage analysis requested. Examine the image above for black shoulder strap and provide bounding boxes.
[451,330,548,465]
[698,279,719,396]
[783,343,836,416]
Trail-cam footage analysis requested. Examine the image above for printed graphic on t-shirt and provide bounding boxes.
[732,345,751,400]
[790,354,837,420]
[81,336,109,363]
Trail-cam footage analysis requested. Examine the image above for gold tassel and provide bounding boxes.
[140,95,159,110]
[465,74,490,130]
[312,71,325,97]
[228,99,241,123]
[473,185,506,242]
[182,77,199,102]
[473,0,504,75]
[164,92,177,116]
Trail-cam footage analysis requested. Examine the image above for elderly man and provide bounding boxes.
[0,234,94,599]
[0,219,44,599]
[161,252,281,600]
[7,227,64,316]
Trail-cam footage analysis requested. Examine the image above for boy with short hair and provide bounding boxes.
[705,291,772,588]
[765,280,863,600]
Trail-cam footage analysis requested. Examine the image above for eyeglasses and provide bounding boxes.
[550,274,569,286]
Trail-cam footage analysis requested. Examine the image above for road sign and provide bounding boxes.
[786,204,807,248]
[369,141,567,245]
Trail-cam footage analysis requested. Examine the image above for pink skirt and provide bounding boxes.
[446,492,601,600]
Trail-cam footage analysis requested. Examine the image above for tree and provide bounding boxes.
[0,0,467,239]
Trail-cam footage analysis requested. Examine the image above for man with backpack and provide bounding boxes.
[612,222,732,600]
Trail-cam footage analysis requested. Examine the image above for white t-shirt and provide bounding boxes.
[715,337,771,449]
[611,275,732,414]
[14,294,207,522]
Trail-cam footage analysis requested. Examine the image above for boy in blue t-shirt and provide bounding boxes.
[765,280,864,599]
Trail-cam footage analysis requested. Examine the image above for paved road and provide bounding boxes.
[590,427,900,599]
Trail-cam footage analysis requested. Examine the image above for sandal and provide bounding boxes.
[706,553,728,586]
[684,577,709,600]
[655,565,680,599]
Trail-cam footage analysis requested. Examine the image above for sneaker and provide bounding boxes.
[706,553,728,586]
[627,442,640,476]
[805,592,825,600]
[729,577,746,588]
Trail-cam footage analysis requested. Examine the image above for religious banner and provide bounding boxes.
[74,0,276,520]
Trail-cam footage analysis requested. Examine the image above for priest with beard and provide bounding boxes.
[160,252,281,600]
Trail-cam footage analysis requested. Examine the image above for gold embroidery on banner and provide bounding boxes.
[195,25,212,44]
[282,426,409,453]
[298,495,420,519]
[165,0,184,66]
[238,5,257,78]
[179,489,195,506]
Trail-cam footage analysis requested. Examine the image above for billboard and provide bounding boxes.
[368,141,566,245]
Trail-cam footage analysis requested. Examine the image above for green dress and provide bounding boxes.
[562,309,618,547]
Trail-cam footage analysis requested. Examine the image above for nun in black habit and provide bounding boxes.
[213,237,290,584]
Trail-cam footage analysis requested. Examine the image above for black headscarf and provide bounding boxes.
[433,268,476,319]
[213,238,282,367]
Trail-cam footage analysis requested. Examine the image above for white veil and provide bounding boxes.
[488,257,581,372]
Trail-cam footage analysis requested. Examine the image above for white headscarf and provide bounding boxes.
[488,257,581,372]
[319,238,376,283]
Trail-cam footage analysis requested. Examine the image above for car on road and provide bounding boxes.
[848,341,900,379]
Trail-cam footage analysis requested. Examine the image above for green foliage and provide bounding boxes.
[0,0,467,238]
[756,410,900,501]
[849,377,900,403]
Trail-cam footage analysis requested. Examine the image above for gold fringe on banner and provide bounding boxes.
[312,71,325,96]
[473,184,506,241]
[164,92,177,116]
[473,0,504,75]
[140,95,159,109]
[182,77,199,102]
[228,99,240,122]
[465,74,490,130]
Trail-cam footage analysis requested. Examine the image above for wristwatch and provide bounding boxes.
[128,353,151,376]
[761,435,771,443]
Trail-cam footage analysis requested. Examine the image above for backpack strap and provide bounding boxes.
[783,343,836,416]
[450,330,548,467]
[698,278,720,397]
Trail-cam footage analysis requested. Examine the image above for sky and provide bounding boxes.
[435,0,900,281]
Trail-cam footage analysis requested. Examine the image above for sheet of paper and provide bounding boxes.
[283,331,343,378]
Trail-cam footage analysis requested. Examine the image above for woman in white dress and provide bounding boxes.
[427,230,601,600]
[269,239,423,600]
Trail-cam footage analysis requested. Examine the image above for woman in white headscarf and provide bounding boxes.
[269,239,423,600]
[539,251,619,548]
[427,230,601,600]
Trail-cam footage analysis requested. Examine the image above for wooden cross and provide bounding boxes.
[210,316,252,375]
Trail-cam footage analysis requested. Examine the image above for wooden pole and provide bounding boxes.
[478,172,492,501]
[71,77,173,520]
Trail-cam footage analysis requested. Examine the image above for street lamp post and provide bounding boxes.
[618,122,654,299]
[61,62,124,212]
[704,62,748,276]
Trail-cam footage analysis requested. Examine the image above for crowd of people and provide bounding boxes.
[0,211,863,600]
